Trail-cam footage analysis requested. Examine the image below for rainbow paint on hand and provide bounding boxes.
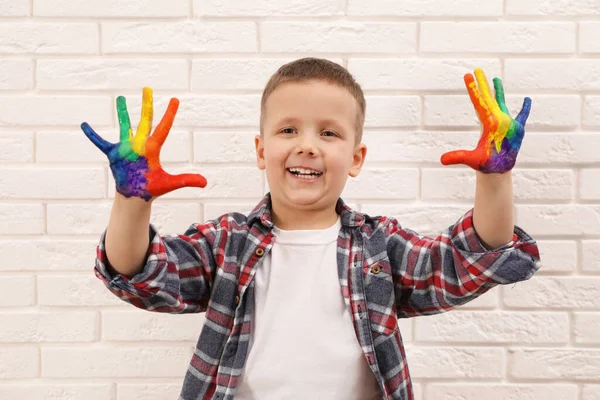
[441,68,532,173]
[81,87,207,201]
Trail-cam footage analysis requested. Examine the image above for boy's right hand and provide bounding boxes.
[81,87,207,202]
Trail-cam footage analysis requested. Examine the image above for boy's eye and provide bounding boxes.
[322,131,337,137]
[281,128,295,134]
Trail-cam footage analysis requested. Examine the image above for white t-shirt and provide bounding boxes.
[235,217,382,399]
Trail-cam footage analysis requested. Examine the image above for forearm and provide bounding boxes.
[472,170,514,250]
[105,193,153,278]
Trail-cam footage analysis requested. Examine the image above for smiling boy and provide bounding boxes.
[84,57,541,400]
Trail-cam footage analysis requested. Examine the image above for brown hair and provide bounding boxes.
[260,57,366,143]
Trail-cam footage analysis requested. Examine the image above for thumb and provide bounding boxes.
[440,149,481,170]
[147,171,208,197]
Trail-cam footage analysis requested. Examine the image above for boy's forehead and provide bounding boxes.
[264,81,357,123]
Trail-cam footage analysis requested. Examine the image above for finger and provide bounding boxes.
[116,96,132,142]
[464,73,491,123]
[493,77,510,115]
[81,122,113,155]
[148,172,208,197]
[152,98,180,148]
[474,68,499,113]
[515,97,532,127]
[132,87,153,156]
[440,149,481,170]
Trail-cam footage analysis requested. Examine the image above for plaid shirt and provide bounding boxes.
[95,193,541,400]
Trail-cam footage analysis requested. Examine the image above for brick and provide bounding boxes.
[349,0,502,16]
[360,204,470,236]
[580,169,600,200]
[415,311,569,344]
[37,275,125,306]
[516,205,600,236]
[0,348,38,378]
[42,347,193,378]
[407,347,503,379]
[0,132,33,163]
[421,22,576,53]
[0,96,111,126]
[0,168,104,199]
[421,169,573,201]
[35,0,188,17]
[503,277,600,309]
[508,0,600,15]
[364,96,420,127]
[505,59,600,90]
[102,22,257,53]
[0,0,29,16]
[535,240,577,273]
[427,384,577,400]
[361,131,479,164]
[582,241,600,273]
[0,239,97,271]
[0,59,33,89]
[102,310,205,341]
[0,275,35,307]
[117,384,181,400]
[518,133,600,165]
[194,0,341,16]
[580,22,600,53]
[108,166,264,200]
[0,311,97,342]
[584,96,600,126]
[424,95,579,128]
[37,130,192,163]
[261,22,417,54]
[574,313,600,344]
[348,59,501,91]
[342,168,418,199]
[0,23,98,54]
[0,384,111,400]
[0,204,44,235]
[123,94,260,128]
[191,59,345,91]
[37,59,188,90]
[583,385,600,400]
[47,202,201,235]
[509,349,600,380]
[194,131,256,163]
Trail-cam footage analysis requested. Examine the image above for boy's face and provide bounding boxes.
[255,80,367,214]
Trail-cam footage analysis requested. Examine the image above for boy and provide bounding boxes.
[82,58,541,400]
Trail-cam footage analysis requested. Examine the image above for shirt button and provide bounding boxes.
[235,295,240,305]
[255,248,265,257]
[371,264,381,274]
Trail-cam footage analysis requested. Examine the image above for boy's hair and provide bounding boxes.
[260,57,366,143]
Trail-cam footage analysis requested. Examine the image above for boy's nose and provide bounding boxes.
[295,136,318,156]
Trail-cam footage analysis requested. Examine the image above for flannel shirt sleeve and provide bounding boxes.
[386,208,541,318]
[94,220,221,314]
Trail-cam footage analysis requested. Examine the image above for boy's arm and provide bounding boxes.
[104,193,152,278]
[472,171,514,250]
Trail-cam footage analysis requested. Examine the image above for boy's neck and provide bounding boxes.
[270,198,339,230]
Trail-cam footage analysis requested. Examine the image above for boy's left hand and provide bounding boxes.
[440,68,532,173]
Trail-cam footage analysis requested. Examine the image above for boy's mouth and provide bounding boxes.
[287,167,323,180]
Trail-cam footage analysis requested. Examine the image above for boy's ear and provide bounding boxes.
[349,143,367,178]
[255,135,266,170]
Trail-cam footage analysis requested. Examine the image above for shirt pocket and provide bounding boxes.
[364,258,399,337]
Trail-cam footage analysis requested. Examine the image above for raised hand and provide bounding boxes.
[440,68,532,173]
[81,87,207,202]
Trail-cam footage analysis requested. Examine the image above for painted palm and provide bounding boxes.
[441,68,532,173]
[81,88,207,201]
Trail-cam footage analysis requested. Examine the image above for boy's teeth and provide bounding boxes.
[289,167,321,175]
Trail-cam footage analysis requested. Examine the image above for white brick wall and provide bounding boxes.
[0,1,597,399]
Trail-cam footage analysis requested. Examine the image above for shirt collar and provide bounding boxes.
[247,192,366,229]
